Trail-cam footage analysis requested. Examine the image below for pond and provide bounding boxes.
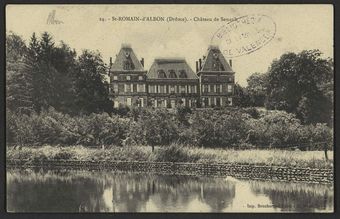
[7,168,333,213]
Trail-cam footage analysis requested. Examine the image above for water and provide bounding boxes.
[7,168,333,213]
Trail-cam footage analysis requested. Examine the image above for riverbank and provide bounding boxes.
[7,145,333,168]
[7,159,333,184]
[7,145,333,184]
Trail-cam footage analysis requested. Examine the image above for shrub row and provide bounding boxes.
[6,107,333,150]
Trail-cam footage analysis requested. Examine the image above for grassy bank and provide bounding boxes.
[7,145,333,169]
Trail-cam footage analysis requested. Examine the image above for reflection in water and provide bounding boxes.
[250,181,333,212]
[7,168,333,212]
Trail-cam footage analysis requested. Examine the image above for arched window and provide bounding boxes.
[168,70,177,78]
[158,70,167,78]
[123,60,134,70]
[179,70,187,78]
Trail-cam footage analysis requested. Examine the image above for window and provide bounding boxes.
[227,84,233,93]
[133,84,137,93]
[191,85,197,93]
[158,70,167,78]
[203,85,208,93]
[125,84,131,93]
[113,75,118,80]
[181,98,186,106]
[228,97,233,106]
[169,70,177,78]
[118,84,124,92]
[216,84,221,93]
[149,85,155,93]
[126,98,132,106]
[171,100,176,108]
[113,100,119,108]
[204,98,209,107]
[157,99,164,108]
[123,60,134,70]
[180,85,186,93]
[159,85,165,93]
[138,84,145,92]
[216,97,221,106]
[126,75,131,81]
[170,85,175,94]
[139,75,143,80]
[179,70,187,78]
[113,84,118,93]
[228,77,233,82]
[140,98,144,107]
[210,84,214,93]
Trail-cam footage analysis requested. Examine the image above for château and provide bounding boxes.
[108,44,235,108]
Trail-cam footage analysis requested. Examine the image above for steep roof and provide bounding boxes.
[147,58,198,79]
[110,44,145,71]
[200,45,233,72]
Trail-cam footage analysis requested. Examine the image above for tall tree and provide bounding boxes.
[6,32,34,114]
[26,32,57,111]
[233,83,251,107]
[74,50,111,114]
[49,41,78,114]
[266,50,333,125]
[246,72,267,107]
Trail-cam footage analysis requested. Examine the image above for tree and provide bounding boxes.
[6,31,27,62]
[266,50,333,125]
[6,32,34,114]
[25,32,79,114]
[246,72,267,107]
[233,83,251,107]
[74,50,112,114]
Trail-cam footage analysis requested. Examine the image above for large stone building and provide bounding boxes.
[109,44,235,108]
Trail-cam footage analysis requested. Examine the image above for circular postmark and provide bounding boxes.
[211,14,276,58]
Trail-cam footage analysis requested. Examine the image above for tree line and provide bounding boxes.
[6,31,112,115]
[234,50,333,126]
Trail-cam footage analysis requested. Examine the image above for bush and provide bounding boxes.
[6,111,35,145]
[190,110,248,148]
[75,113,130,146]
[245,110,333,150]
[154,144,199,163]
[53,150,73,160]
[128,108,179,146]
[6,107,333,151]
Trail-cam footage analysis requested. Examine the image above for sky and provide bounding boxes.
[6,4,333,86]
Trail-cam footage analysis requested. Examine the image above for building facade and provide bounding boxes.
[109,44,235,108]
[197,45,235,107]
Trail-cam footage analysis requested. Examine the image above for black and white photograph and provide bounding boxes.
[5,4,334,213]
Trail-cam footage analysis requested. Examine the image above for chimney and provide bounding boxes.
[140,58,144,67]
[196,61,199,72]
[229,59,232,68]
[199,58,202,71]
[110,57,112,67]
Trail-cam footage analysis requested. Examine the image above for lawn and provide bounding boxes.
[6,144,333,169]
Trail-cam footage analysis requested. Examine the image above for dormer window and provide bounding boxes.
[212,59,225,71]
[169,70,177,78]
[123,60,134,70]
[158,70,167,78]
[179,70,187,78]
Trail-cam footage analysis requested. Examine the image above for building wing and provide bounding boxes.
[201,45,233,72]
[111,44,144,71]
[147,58,198,79]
